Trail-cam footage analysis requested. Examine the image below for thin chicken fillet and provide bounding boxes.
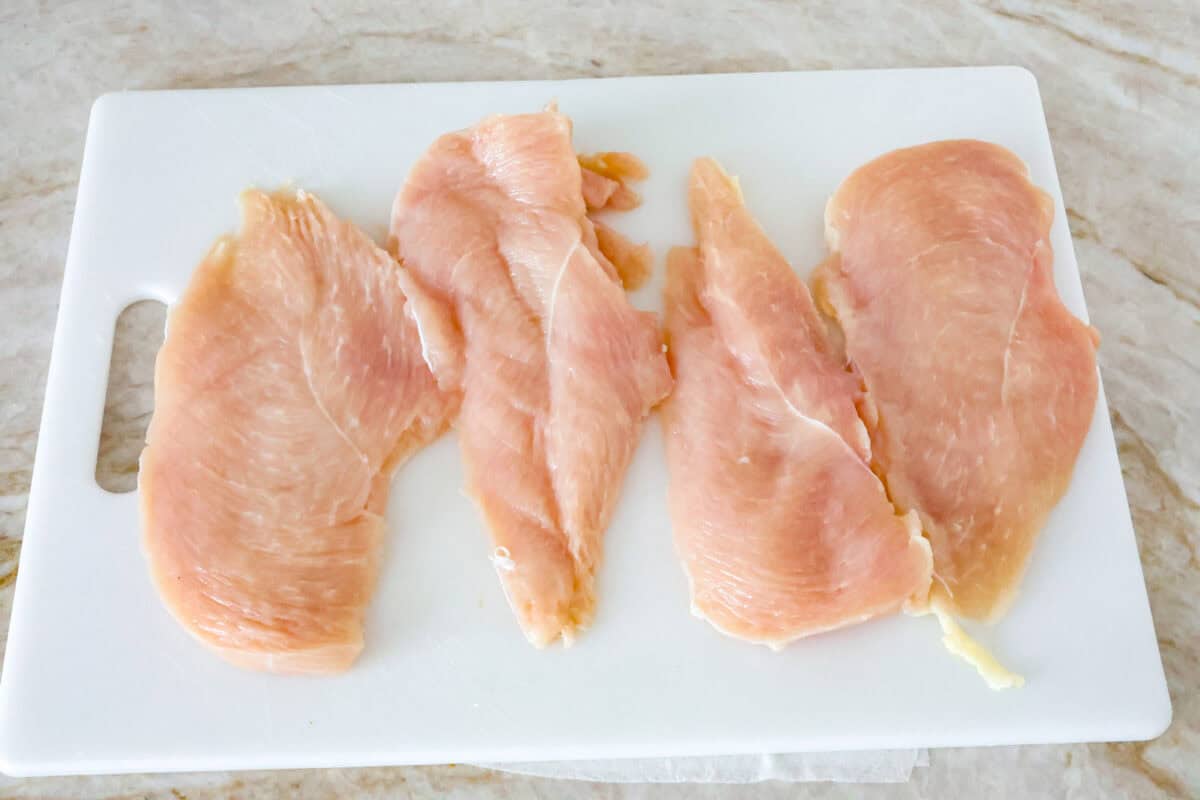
[662,158,932,646]
[141,189,458,674]
[389,111,672,646]
[813,140,1100,622]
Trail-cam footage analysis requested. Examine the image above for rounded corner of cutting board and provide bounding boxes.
[0,703,37,778]
[1135,688,1174,743]
[998,64,1041,93]
[0,741,28,779]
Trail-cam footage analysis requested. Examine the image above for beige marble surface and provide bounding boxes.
[2,1,1197,797]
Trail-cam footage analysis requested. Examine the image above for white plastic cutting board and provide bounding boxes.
[0,67,1170,777]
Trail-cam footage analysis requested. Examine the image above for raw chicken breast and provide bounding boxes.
[390,111,672,646]
[662,158,932,646]
[813,140,1099,621]
[141,189,457,674]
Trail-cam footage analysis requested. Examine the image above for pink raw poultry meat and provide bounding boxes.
[813,140,1100,622]
[389,110,672,646]
[662,158,932,646]
[141,189,458,674]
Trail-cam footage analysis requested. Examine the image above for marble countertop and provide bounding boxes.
[1,1,1196,797]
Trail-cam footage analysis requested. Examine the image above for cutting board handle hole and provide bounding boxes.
[95,300,167,494]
